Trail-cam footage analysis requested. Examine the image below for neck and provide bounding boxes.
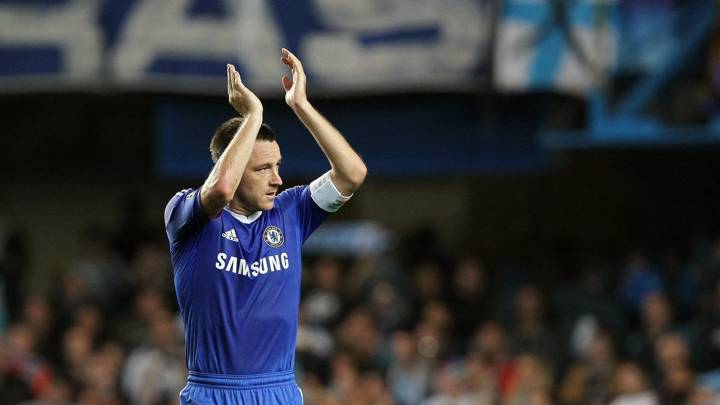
[228,199,255,216]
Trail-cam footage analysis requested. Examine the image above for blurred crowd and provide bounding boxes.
[293,233,720,405]
[2,208,720,405]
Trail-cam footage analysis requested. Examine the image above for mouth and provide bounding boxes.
[265,191,277,198]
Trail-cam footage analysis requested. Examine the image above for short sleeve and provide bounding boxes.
[276,185,330,243]
[164,188,211,244]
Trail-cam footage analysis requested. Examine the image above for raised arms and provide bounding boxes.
[200,64,264,218]
[281,48,367,196]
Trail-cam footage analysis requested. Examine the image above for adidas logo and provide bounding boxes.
[221,229,239,242]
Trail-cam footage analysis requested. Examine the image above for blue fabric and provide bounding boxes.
[180,370,302,404]
[164,186,328,375]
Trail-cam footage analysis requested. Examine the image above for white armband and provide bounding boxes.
[309,171,352,213]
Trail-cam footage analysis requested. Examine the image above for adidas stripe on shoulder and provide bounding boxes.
[174,188,192,198]
[221,229,239,242]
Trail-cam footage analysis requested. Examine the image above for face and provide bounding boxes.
[234,140,283,213]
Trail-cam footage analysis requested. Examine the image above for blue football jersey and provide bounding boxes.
[164,185,330,375]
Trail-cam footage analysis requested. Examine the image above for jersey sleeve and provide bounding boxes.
[164,188,211,244]
[276,171,353,243]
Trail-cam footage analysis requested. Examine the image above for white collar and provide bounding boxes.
[224,207,262,224]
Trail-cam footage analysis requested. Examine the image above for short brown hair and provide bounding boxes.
[209,117,277,163]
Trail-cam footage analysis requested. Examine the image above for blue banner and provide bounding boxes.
[0,0,490,95]
[494,0,619,94]
[0,0,711,95]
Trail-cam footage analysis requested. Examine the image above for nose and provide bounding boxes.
[270,169,282,186]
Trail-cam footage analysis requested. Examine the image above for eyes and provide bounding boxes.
[257,162,281,173]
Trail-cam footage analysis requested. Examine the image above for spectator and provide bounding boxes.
[624,291,675,368]
[296,305,335,375]
[422,361,481,405]
[654,333,694,404]
[610,362,658,405]
[464,355,498,404]
[621,254,664,311]
[335,308,388,370]
[502,353,552,405]
[358,370,395,405]
[129,241,171,294]
[368,281,410,333]
[67,225,128,311]
[448,256,492,341]
[327,352,361,403]
[0,204,29,323]
[387,330,431,405]
[121,309,185,404]
[3,323,54,400]
[112,288,169,348]
[507,286,556,367]
[558,329,617,405]
[411,260,446,311]
[82,341,126,402]
[302,257,344,328]
[20,294,55,360]
[61,325,93,385]
[468,320,515,397]
[690,275,720,370]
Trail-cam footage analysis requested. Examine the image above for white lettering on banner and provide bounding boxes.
[304,0,489,89]
[0,0,101,77]
[215,252,290,279]
[493,0,617,94]
[111,0,284,86]
[0,0,490,93]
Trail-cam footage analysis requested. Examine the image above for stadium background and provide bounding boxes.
[2,0,720,404]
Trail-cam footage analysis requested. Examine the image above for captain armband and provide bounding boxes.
[309,171,352,213]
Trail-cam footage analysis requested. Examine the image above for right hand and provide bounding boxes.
[227,64,263,115]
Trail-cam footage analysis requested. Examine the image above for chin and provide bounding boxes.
[259,201,275,211]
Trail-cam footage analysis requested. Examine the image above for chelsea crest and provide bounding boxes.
[263,226,284,248]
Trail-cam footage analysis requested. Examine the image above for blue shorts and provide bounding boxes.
[179,370,303,404]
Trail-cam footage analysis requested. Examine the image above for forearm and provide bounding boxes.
[201,112,263,214]
[293,102,367,195]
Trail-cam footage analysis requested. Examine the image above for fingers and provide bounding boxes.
[227,64,249,109]
[233,65,243,87]
[281,48,291,67]
[227,64,233,99]
[226,64,247,94]
[281,48,304,76]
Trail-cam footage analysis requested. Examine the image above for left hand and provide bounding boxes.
[226,64,263,116]
[281,48,308,109]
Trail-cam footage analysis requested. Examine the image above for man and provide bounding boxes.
[164,48,366,404]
